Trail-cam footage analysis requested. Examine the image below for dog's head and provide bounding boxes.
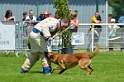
[48,52,58,62]
[48,52,54,58]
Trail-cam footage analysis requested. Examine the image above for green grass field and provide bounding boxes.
[0,51,124,82]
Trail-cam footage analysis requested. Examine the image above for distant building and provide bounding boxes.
[0,0,108,23]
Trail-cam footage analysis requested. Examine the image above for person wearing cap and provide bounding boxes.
[20,17,69,74]
[45,11,51,18]
[108,18,120,51]
[37,12,46,21]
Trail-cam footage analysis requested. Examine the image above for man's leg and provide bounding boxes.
[41,52,51,74]
[87,32,92,51]
[109,36,114,51]
[21,53,40,73]
[94,28,102,50]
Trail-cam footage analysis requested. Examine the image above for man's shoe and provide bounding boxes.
[20,68,28,73]
[120,48,124,51]
[43,66,52,74]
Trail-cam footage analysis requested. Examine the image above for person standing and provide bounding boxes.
[86,12,102,51]
[118,15,124,51]
[71,12,79,32]
[20,17,69,74]
[108,18,120,51]
[91,12,102,49]
[3,9,16,54]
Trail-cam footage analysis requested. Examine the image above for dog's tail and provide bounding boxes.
[90,44,99,59]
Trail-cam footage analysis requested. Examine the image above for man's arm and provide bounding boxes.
[92,16,100,23]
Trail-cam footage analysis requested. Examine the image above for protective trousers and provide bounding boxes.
[21,32,51,74]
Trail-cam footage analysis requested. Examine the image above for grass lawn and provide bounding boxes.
[0,51,124,82]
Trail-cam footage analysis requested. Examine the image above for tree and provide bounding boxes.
[109,0,124,20]
[53,0,72,48]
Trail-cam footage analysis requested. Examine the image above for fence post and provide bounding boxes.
[91,25,94,52]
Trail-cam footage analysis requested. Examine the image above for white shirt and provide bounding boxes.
[108,25,118,37]
[26,16,36,21]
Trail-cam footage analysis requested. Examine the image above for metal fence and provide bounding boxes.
[0,22,123,57]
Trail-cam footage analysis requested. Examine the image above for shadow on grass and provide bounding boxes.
[29,71,43,74]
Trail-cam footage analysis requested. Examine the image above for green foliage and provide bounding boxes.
[109,0,124,20]
[109,0,124,4]
[0,52,124,82]
[53,0,71,19]
[53,0,72,48]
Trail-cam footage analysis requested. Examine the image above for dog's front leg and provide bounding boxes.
[58,60,66,69]
[51,66,62,74]
[58,69,67,74]
[57,60,67,74]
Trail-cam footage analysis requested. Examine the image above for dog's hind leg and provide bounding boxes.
[88,65,93,72]
[58,69,67,74]
[79,59,92,75]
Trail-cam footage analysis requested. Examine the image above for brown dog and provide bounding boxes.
[48,44,99,75]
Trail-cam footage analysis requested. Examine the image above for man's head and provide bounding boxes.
[95,12,100,18]
[61,18,69,27]
[40,12,45,17]
[29,10,34,17]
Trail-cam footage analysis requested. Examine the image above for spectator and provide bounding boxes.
[74,10,78,16]
[118,15,124,51]
[3,9,16,22]
[26,10,36,21]
[3,9,16,54]
[20,17,69,74]
[37,12,46,21]
[22,12,27,21]
[45,11,51,18]
[86,12,102,51]
[54,11,59,19]
[91,12,102,50]
[71,12,79,32]
[108,18,120,51]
